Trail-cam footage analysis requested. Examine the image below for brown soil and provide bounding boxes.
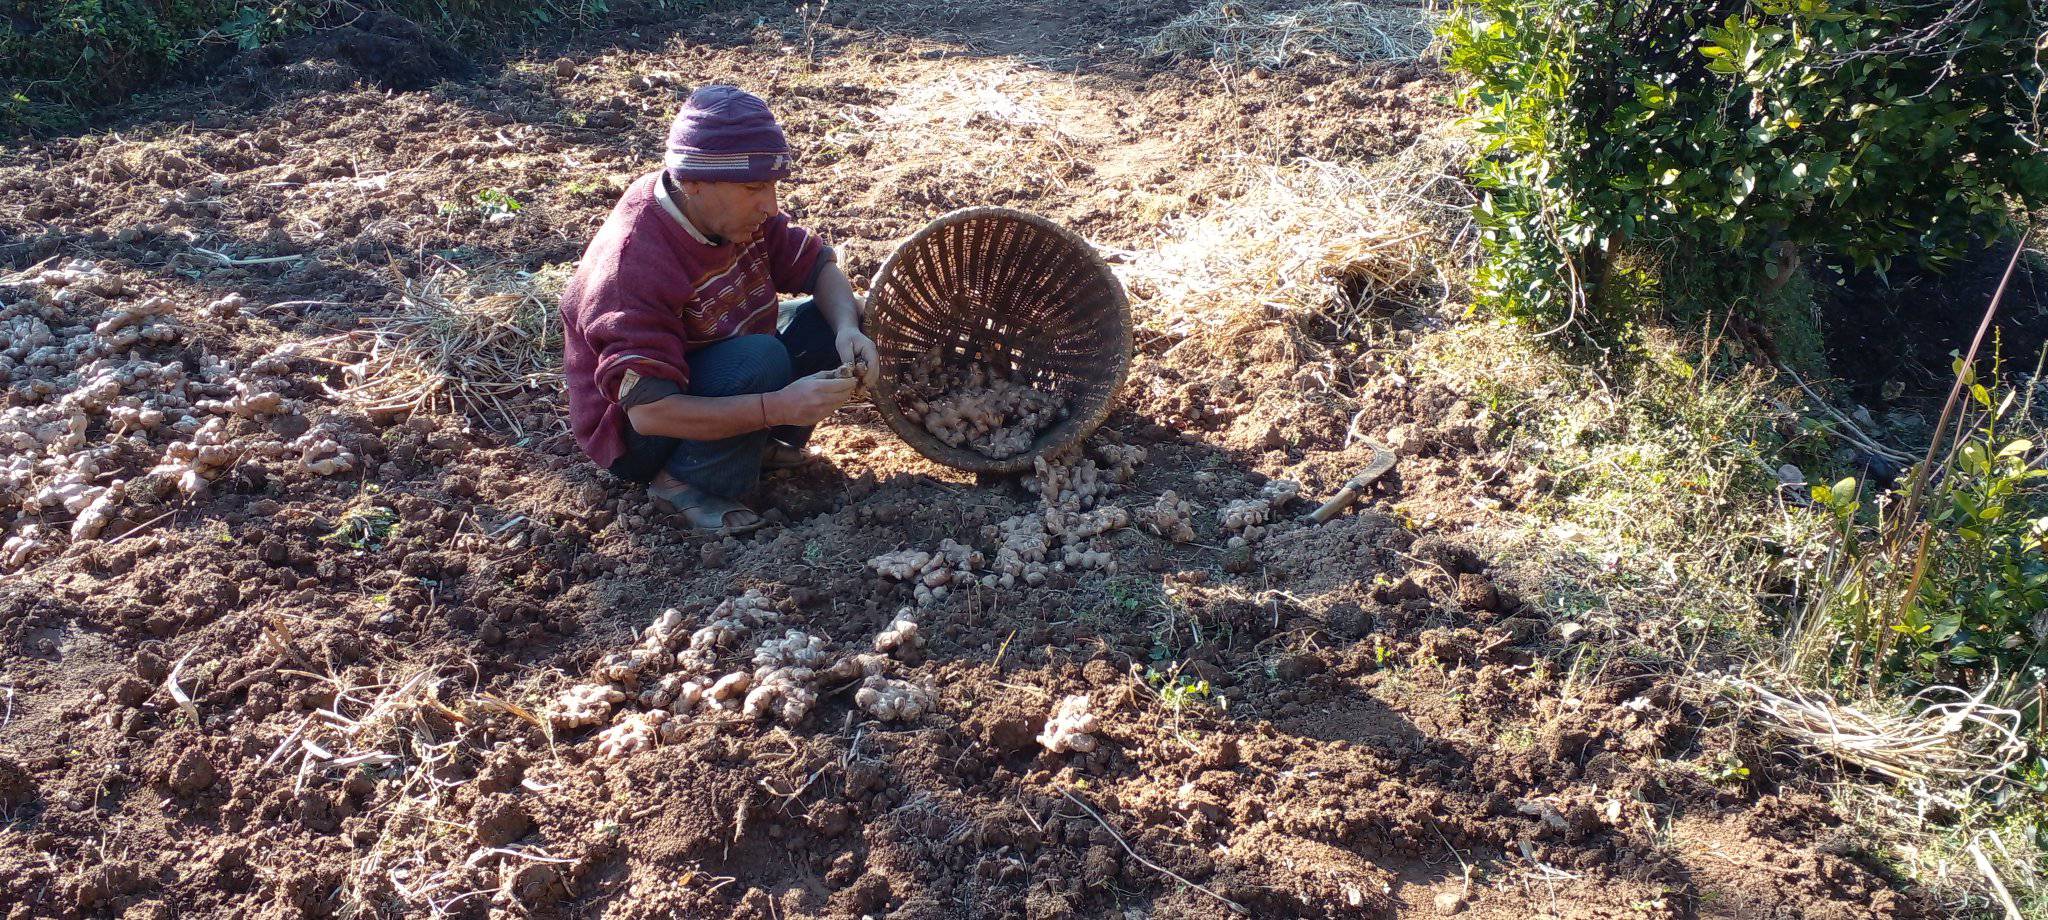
[0,2,1933,918]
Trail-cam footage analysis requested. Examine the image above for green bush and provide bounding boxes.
[1444,0,2048,324]
[0,0,640,126]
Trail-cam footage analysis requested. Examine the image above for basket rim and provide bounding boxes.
[866,206,1132,475]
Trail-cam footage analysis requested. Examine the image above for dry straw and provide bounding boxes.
[1144,0,1442,70]
[323,264,568,435]
[1116,130,1473,343]
[1719,673,2027,809]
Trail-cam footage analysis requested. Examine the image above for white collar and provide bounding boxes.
[654,174,717,246]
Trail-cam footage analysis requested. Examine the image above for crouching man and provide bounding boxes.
[562,85,879,535]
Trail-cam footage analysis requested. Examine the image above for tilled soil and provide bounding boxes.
[0,2,1933,918]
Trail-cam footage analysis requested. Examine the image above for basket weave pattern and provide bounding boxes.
[868,207,1133,474]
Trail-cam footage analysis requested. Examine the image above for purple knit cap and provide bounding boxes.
[664,85,794,183]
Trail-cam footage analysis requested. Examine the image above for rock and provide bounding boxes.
[168,749,216,795]
[1433,888,1466,914]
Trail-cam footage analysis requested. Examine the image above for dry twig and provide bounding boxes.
[1059,788,1249,915]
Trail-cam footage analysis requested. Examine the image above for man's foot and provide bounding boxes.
[648,475,767,536]
[761,442,811,471]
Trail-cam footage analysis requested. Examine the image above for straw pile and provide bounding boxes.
[324,264,567,435]
[1144,0,1441,70]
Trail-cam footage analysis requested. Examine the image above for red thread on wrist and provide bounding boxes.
[758,393,770,429]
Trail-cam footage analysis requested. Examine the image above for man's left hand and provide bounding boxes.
[835,327,880,389]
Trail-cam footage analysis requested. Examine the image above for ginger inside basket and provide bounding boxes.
[893,346,1070,460]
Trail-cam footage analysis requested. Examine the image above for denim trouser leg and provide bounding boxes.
[653,299,841,497]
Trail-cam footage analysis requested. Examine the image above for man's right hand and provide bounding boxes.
[764,370,858,427]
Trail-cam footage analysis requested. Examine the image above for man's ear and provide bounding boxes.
[676,179,712,199]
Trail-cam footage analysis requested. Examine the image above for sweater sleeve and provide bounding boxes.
[763,214,832,294]
[582,285,693,402]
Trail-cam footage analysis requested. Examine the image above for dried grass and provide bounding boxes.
[1144,0,1442,70]
[1717,672,2041,916]
[322,263,569,435]
[832,61,1108,192]
[1721,674,2027,808]
[1116,129,1473,343]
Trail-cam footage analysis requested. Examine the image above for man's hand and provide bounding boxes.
[835,326,880,389]
[765,369,858,427]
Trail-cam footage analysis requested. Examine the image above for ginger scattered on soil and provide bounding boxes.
[642,607,689,651]
[593,646,672,685]
[1092,443,1146,483]
[1038,694,1100,753]
[1,526,47,568]
[691,590,783,649]
[595,710,665,759]
[1042,504,1128,543]
[638,673,704,712]
[742,666,818,722]
[870,539,985,607]
[855,676,933,721]
[704,672,753,710]
[872,615,924,655]
[1029,455,1112,510]
[822,652,889,683]
[753,629,830,670]
[1061,546,1115,571]
[69,484,123,541]
[1218,498,1273,546]
[1,268,350,561]
[897,347,1069,460]
[1261,478,1302,505]
[1138,490,1197,542]
[545,684,624,730]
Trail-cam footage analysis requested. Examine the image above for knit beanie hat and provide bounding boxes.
[664,85,794,183]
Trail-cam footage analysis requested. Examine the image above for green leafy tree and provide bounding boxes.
[1446,0,2048,324]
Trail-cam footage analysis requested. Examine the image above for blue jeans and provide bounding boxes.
[609,299,840,496]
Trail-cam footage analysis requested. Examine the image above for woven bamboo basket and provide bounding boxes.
[867,207,1133,474]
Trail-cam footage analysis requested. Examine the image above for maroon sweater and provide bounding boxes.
[562,172,829,469]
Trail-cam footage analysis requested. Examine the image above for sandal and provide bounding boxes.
[648,479,768,536]
[761,441,812,472]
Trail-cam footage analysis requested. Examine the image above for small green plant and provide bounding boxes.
[473,188,524,220]
[325,505,400,552]
[1145,667,1215,713]
[1701,752,1751,785]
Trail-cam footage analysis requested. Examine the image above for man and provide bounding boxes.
[562,85,879,534]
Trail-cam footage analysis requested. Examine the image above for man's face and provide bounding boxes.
[678,179,779,246]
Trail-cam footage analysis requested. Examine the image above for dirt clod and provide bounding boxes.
[0,757,34,809]
[166,748,216,795]
[471,796,532,847]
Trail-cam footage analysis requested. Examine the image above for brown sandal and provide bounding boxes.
[648,481,768,536]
